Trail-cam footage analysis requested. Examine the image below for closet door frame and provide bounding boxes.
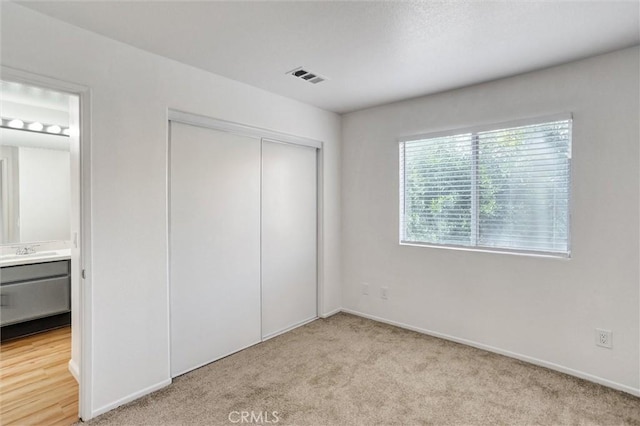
[166,109,324,345]
[169,110,322,149]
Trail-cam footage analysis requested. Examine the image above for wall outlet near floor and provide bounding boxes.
[595,328,612,349]
[362,283,369,296]
[381,287,388,300]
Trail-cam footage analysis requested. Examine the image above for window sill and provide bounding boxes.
[399,241,571,260]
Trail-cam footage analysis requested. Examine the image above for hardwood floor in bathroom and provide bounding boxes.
[0,327,78,425]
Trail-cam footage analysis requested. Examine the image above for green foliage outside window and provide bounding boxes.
[401,120,570,254]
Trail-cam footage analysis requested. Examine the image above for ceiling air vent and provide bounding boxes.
[287,67,327,84]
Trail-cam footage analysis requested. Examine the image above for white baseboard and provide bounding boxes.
[68,359,80,383]
[91,379,172,419]
[319,308,341,318]
[342,308,640,397]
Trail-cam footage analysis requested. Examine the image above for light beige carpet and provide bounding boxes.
[84,313,639,425]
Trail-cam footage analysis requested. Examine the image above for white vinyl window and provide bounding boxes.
[399,115,572,257]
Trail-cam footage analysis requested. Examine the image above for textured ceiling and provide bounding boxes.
[17,1,640,113]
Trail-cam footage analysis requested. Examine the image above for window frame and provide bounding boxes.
[398,113,573,259]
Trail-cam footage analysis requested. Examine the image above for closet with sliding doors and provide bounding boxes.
[168,113,318,377]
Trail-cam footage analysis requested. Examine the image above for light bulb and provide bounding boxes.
[8,119,24,129]
[28,122,44,132]
[46,125,62,134]
[62,128,71,136]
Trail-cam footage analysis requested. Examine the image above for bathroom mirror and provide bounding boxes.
[0,81,72,245]
[0,133,71,245]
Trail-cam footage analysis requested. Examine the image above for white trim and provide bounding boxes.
[168,109,322,149]
[342,308,640,397]
[91,379,171,419]
[260,138,264,339]
[78,84,93,423]
[261,137,318,150]
[399,241,571,260]
[1,66,89,95]
[319,308,341,319]
[261,316,318,341]
[164,117,174,384]
[68,359,80,383]
[316,147,325,317]
[1,66,94,420]
[397,112,573,143]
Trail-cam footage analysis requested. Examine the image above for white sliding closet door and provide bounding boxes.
[170,122,261,377]
[261,140,317,339]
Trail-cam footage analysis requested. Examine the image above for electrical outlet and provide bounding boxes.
[362,283,369,296]
[595,328,612,349]
[381,287,388,300]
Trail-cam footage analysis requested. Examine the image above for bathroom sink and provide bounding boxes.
[1,251,59,260]
[0,250,71,266]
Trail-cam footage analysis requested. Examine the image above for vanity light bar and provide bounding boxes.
[0,117,70,137]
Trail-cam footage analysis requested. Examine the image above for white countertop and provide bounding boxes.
[0,249,72,267]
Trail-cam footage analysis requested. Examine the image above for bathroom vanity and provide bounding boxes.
[0,250,71,341]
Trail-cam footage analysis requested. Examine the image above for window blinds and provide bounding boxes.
[400,118,571,256]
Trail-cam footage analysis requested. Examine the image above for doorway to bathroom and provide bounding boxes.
[0,73,90,424]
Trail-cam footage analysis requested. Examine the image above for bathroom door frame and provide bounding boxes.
[1,66,93,421]
[166,109,326,344]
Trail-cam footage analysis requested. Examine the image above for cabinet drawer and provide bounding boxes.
[0,277,70,326]
[1,261,69,284]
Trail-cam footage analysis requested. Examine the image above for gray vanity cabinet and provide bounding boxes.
[0,260,71,327]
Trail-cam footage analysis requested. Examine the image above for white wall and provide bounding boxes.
[18,147,70,242]
[1,2,341,418]
[342,47,639,394]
